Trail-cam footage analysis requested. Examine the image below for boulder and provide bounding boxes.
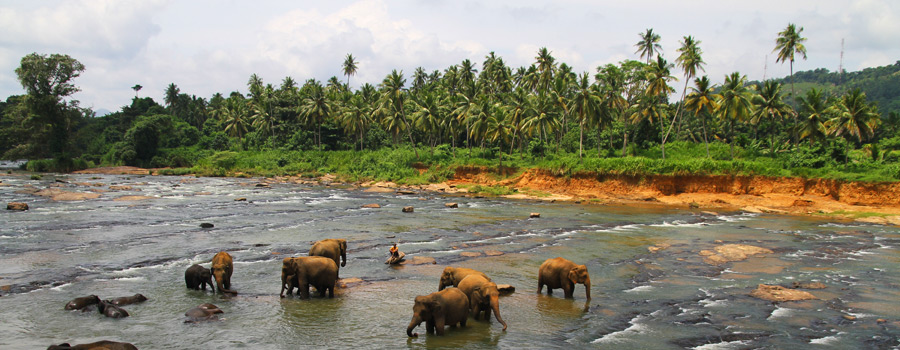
[361,203,381,209]
[200,223,214,229]
[496,284,516,295]
[396,190,416,195]
[702,244,773,266]
[530,213,540,218]
[234,197,247,201]
[402,206,414,213]
[484,250,504,256]
[648,243,671,253]
[749,284,817,302]
[255,183,269,188]
[7,202,28,211]
[445,202,459,208]
[460,251,482,257]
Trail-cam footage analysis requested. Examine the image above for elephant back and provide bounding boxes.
[294,256,338,279]
[457,274,490,299]
[309,239,344,266]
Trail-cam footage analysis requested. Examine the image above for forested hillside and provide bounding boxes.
[759,60,900,115]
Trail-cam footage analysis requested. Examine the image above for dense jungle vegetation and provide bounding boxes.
[2,25,900,183]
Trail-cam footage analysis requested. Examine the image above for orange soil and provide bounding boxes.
[448,167,900,224]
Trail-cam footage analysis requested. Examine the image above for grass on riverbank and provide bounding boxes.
[27,141,900,184]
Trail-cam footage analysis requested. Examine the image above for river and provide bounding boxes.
[1,173,899,349]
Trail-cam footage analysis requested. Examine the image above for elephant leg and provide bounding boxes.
[564,283,574,298]
[459,315,467,327]
[299,280,310,299]
[224,278,231,290]
[426,319,435,335]
[327,285,334,298]
[472,305,482,320]
[434,317,446,335]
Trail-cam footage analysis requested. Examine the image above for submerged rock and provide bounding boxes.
[445,202,459,208]
[402,206,414,213]
[497,284,515,295]
[750,284,817,302]
[7,202,28,211]
[401,256,436,265]
[361,203,381,208]
[791,281,827,289]
[460,251,482,257]
[200,223,214,228]
[484,250,504,256]
[530,212,540,218]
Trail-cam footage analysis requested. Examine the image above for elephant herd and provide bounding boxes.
[55,238,589,347]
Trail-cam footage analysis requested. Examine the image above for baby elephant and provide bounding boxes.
[47,340,138,350]
[184,303,224,323]
[64,295,101,311]
[98,300,129,318]
[185,264,213,291]
[105,294,148,306]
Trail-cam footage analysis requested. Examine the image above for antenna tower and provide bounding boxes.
[839,38,845,85]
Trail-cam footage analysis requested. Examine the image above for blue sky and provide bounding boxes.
[1,0,897,112]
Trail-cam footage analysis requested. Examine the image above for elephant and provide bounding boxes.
[280,256,338,299]
[184,303,224,323]
[46,340,138,350]
[105,294,147,306]
[97,300,129,318]
[457,274,508,331]
[309,238,347,278]
[185,264,213,291]
[407,287,469,337]
[438,267,490,290]
[537,257,591,300]
[64,295,101,311]
[210,251,235,294]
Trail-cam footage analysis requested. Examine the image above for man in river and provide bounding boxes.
[386,243,405,264]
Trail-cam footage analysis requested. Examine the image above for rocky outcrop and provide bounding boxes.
[700,244,773,265]
[34,188,101,201]
[750,284,818,302]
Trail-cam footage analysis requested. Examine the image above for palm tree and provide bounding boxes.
[164,83,180,111]
[773,23,807,98]
[521,93,559,157]
[485,103,512,167]
[644,55,676,158]
[826,89,880,146]
[796,88,828,145]
[412,66,427,92]
[684,76,720,157]
[340,94,372,151]
[410,89,445,153]
[247,74,264,102]
[131,84,142,98]
[342,53,358,88]
[715,72,754,159]
[535,47,556,95]
[751,80,792,148]
[595,64,627,156]
[251,86,277,142]
[666,36,705,154]
[375,70,419,159]
[569,72,602,159]
[635,28,662,64]
[220,96,248,142]
[298,80,333,150]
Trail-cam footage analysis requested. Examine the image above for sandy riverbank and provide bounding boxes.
[64,166,900,225]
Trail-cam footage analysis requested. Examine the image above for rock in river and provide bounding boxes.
[7,202,28,211]
[750,284,818,302]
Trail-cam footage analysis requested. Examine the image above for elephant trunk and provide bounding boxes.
[584,279,591,300]
[490,295,507,331]
[407,315,421,337]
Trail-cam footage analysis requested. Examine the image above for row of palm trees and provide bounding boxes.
[163,24,881,164]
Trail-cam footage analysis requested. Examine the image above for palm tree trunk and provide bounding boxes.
[578,119,584,159]
[701,114,710,158]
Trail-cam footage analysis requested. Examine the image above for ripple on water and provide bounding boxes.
[590,315,650,344]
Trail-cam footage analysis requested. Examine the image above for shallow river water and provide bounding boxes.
[1,173,900,349]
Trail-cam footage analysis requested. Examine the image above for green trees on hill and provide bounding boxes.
[3,25,900,181]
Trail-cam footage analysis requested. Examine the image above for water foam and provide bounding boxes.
[590,315,650,344]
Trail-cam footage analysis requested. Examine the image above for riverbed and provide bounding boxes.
[1,173,899,349]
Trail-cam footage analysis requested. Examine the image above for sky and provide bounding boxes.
[1,0,898,113]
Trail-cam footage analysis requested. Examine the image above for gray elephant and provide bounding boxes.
[185,264,213,291]
[105,294,147,306]
[97,300,129,318]
[64,295,101,311]
[280,256,338,299]
[457,274,508,331]
[184,303,223,323]
[47,340,137,350]
[438,266,490,290]
[407,287,469,337]
[309,238,347,278]
[537,257,591,299]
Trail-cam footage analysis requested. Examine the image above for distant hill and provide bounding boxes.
[754,60,900,116]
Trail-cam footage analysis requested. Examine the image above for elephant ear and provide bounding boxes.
[568,269,579,285]
[428,297,443,314]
